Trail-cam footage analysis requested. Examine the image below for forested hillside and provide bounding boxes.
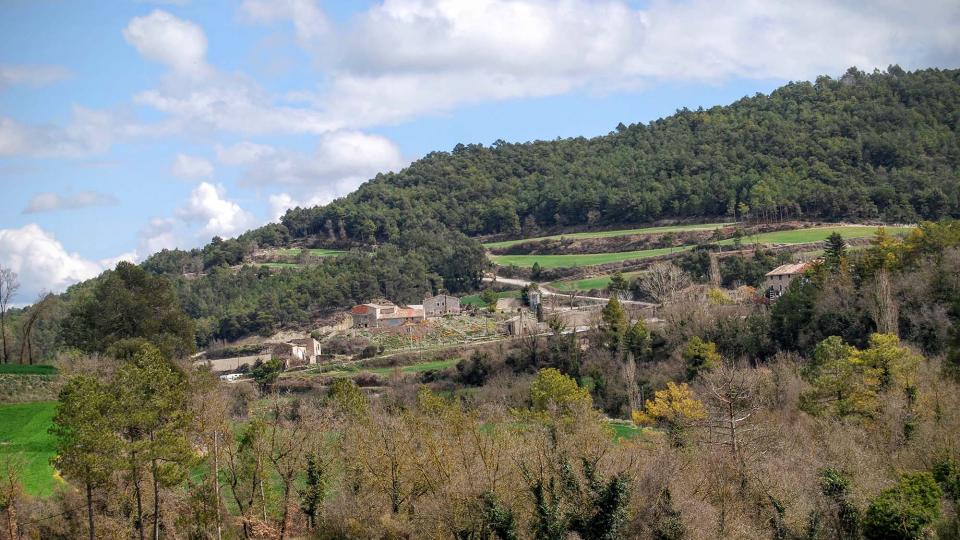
[7,66,960,353]
[282,66,960,242]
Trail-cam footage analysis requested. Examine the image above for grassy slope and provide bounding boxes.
[550,271,645,292]
[460,289,522,307]
[0,401,59,496]
[483,222,733,249]
[277,248,345,257]
[490,246,689,269]
[493,225,913,270]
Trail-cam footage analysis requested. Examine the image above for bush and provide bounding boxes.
[863,472,941,540]
[457,351,493,386]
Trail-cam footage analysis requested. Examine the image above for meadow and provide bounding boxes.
[491,225,913,270]
[275,248,345,258]
[460,289,522,306]
[548,271,645,292]
[489,246,691,269]
[483,222,733,249]
[0,401,59,496]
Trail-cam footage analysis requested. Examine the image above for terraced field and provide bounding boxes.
[276,248,345,258]
[484,222,733,249]
[460,289,522,306]
[491,225,912,270]
[717,225,912,246]
[0,401,59,496]
[550,271,645,292]
[489,245,691,269]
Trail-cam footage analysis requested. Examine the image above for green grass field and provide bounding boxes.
[549,271,644,292]
[277,248,345,258]
[717,225,912,247]
[490,245,691,269]
[493,225,913,270]
[484,222,733,249]
[0,401,60,496]
[0,364,57,375]
[460,289,522,307]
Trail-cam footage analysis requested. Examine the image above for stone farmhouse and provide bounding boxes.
[423,293,461,317]
[763,262,812,298]
[351,301,426,328]
[272,337,323,367]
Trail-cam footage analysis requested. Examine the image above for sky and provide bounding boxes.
[1,0,958,302]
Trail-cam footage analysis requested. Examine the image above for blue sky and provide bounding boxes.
[1,0,958,300]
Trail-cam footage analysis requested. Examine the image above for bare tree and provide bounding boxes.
[871,269,898,335]
[701,364,765,471]
[0,266,19,364]
[634,262,691,304]
[18,292,51,365]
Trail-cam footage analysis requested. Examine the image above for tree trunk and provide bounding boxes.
[152,458,161,540]
[1,310,7,364]
[257,453,268,523]
[279,473,294,540]
[133,460,145,540]
[86,481,95,540]
[213,431,222,540]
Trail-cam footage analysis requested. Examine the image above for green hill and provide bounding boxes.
[281,66,960,244]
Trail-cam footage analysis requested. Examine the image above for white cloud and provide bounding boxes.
[171,153,213,179]
[0,107,162,159]
[23,191,119,214]
[240,0,329,45]
[175,182,256,238]
[0,224,129,299]
[219,130,405,211]
[215,140,276,166]
[123,10,210,77]
[267,193,296,221]
[0,64,71,88]
[245,0,960,127]
[137,217,180,256]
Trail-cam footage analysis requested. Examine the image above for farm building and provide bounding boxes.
[763,262,812,298]
[351,301,425,328]
[272,342,309,367]
[289,337,322,362]
[423,294,461,317]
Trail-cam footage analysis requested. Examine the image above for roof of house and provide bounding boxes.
[765,262,812,277]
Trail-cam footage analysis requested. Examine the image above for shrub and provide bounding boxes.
[863,472,941,540]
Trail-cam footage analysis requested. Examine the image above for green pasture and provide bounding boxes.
[0,401,60,497]
[490,245,690,269]
[549,271,644,292]
[493,225,913,270]
[484,222,733,249]
[277,248,345,258]
[460,289,522,307]
[313,358,460,378]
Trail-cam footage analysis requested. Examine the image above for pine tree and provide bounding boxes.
[51,376,121,540]
[299,452,327,530]
[824,232,848,272]
[600,297,628,352]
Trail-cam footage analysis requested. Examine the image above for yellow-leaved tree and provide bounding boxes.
[633,382,706,447]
